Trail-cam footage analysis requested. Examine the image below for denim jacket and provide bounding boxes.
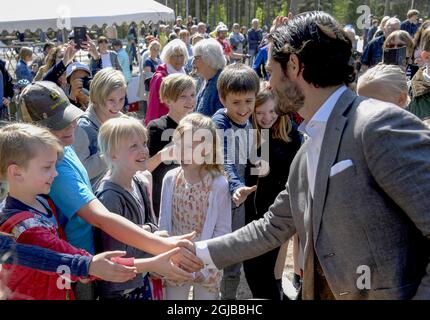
[15,59,34,82]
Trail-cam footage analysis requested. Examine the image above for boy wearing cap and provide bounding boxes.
[18,81,204,299]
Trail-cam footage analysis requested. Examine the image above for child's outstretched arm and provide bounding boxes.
[0,234,136,283]
[77,199,204,272]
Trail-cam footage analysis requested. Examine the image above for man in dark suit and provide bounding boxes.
[189,11,430,300]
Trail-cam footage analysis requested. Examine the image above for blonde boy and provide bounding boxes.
[0,123,92,299]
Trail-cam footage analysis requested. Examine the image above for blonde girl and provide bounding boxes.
[96,115,186,300]
[158,113,231,300]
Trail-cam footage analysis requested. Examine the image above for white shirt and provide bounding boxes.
[195,85,348,269]
[166,63,185,75]
[101,53,112,68]
[298,85,347,197]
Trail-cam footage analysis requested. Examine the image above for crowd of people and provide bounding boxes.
[0,8,430,301]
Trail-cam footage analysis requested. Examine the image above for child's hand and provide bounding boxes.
[150,247,194,281]
[62,41,79,66]
[170,245,204,273]
[168,231,196,242]
[233,185,257,207]
[254,159,270,177]
[165,231,203,272]
[89,251,137,283]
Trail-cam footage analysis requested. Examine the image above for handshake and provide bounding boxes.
[89,231,204,283]
[146,231,204,281]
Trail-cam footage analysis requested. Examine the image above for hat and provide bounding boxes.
[19,81,84,131]
[16,79,31,89]
[216,24,228,33]
[66,62,91,79]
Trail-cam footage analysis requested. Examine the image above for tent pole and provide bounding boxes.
[62,28,67,45]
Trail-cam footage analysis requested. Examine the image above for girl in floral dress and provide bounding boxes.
[159,113,231,300]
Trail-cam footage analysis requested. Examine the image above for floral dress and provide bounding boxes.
[166,169,223,294]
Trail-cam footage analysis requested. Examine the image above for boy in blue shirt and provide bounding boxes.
[211,64,260,299]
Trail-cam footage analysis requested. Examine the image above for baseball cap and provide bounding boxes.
[216,24,228,32]
[19,81,84,131]
[66,62,91,79]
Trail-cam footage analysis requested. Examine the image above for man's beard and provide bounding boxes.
[273,73,305,116]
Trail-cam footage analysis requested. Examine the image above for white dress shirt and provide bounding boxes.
[195,85,348,269]
[101,53,113,68]
[298,85,347,197]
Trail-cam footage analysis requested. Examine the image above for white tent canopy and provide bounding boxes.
[0,0,175,33]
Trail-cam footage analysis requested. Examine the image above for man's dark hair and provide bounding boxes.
[269,11,354,88]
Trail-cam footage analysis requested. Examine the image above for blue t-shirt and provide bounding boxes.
[49,146,96,253]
